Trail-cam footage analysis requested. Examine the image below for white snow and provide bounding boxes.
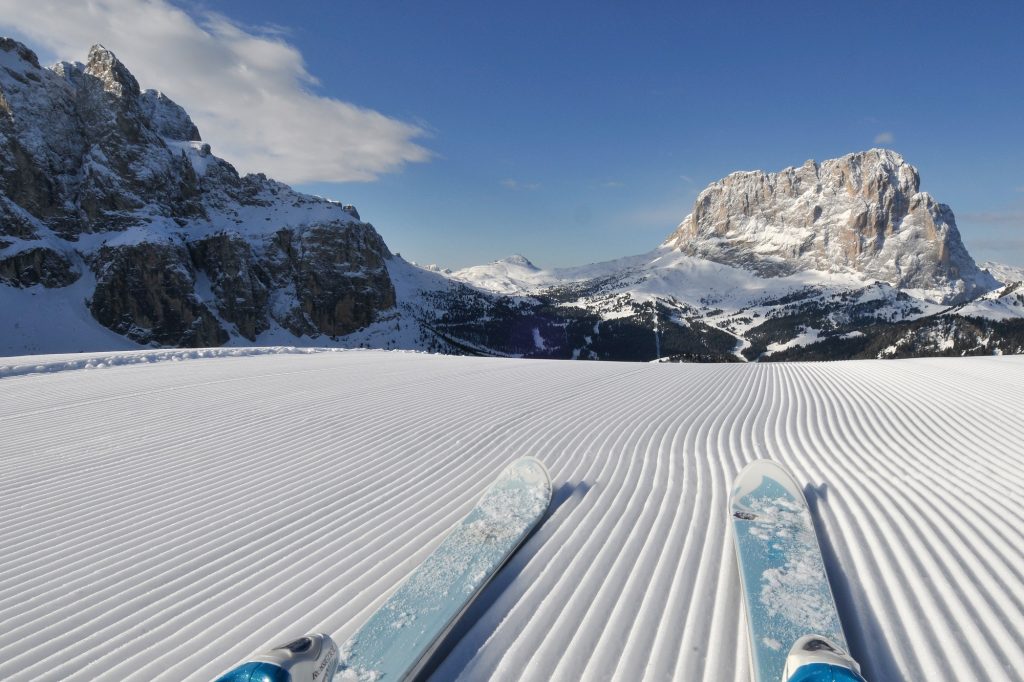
[952,283,1024,321]
[1,351,1024,681]
[764,327,823,355]
[532,328,546,351]
[0,261,142,357]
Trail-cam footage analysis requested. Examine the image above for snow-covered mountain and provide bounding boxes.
[443,154,1023,361]
[664,149,996,302]
[0,39,394,350]
[0,36,1021,361]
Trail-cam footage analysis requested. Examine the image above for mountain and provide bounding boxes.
[0,37,1021,361]
[0,39,394,351]
[437,153,1023,361]
[664,150,997,303]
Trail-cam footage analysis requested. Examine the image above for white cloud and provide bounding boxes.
[874,131,895,145]
[0,0,431,184]
[501,179,540,190]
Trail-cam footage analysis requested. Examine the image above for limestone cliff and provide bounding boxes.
[664,150,997,302]
[0,39,394,346]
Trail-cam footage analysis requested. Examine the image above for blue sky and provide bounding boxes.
[4,1,1022,268]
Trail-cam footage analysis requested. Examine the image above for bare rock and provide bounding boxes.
[665,150,997,302]
[0,246,79,287]
[89,241,227,347]
[188,233,270,340]
[269,221,396,338]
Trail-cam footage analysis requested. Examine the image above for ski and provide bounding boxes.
[729,459,864,682]
[216,457,551,682]
[336,456,552,681]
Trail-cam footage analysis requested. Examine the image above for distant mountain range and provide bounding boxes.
[1,38,1021,360]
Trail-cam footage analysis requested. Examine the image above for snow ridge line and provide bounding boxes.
[0,347,376,380]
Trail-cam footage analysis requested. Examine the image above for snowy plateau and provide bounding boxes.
[1,349,1023,681]
[0,38,1023,362]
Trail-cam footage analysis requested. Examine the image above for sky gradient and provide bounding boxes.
[2,1,1022,269]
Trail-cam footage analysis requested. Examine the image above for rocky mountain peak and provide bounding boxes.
[139,90,201,141]
[0,37,397,348]
[0,37,41,70]
[85,44,140,98]
[665,149,996,302]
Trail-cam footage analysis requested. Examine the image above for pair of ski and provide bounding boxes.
[219,457,863,682]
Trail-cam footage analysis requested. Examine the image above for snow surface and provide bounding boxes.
[952,282,1024,321]
[1,350,1024,681]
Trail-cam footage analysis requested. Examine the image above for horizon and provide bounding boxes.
[1,1,1021,269]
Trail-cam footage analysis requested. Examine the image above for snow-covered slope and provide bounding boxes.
[454,246,870,304]
[452,254,547,295]
[2,350,1023,681]
[982,261,1024,287]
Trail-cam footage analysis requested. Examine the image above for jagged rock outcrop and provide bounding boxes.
[665,150,997,302]
[188,233,271,340]
[0,38,395,347]
[268,221,395,338]
[89,241,226,347]
[0,246,78,287]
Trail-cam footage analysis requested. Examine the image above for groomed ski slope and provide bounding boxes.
[1,350,1023,681]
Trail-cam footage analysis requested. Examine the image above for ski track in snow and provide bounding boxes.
[0,351,1023,681]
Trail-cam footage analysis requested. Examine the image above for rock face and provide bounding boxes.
[664,150,997,302]
[0,38,395,346]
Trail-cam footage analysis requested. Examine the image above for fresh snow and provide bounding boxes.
[953,283,1024,321]
[1,350,1023,680]
[764,327,823,356]
[452,245,928,312]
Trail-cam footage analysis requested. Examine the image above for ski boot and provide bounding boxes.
[782,635,866,682]
[215,633,338,682]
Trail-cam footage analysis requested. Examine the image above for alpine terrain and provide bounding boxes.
[1,37,1022,361]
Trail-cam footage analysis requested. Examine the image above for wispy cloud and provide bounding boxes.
[0,0,431,184]
[501,179,540,190]
[602,180,624,188]
[680,175,693,184]
[959,210,1024,226]
[874,131,895,145]
[967,238,1024,250]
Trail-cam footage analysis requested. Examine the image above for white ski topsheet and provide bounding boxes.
[1,351,1024,681]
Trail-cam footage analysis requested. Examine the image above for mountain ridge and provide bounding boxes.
[663,149,996,303]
